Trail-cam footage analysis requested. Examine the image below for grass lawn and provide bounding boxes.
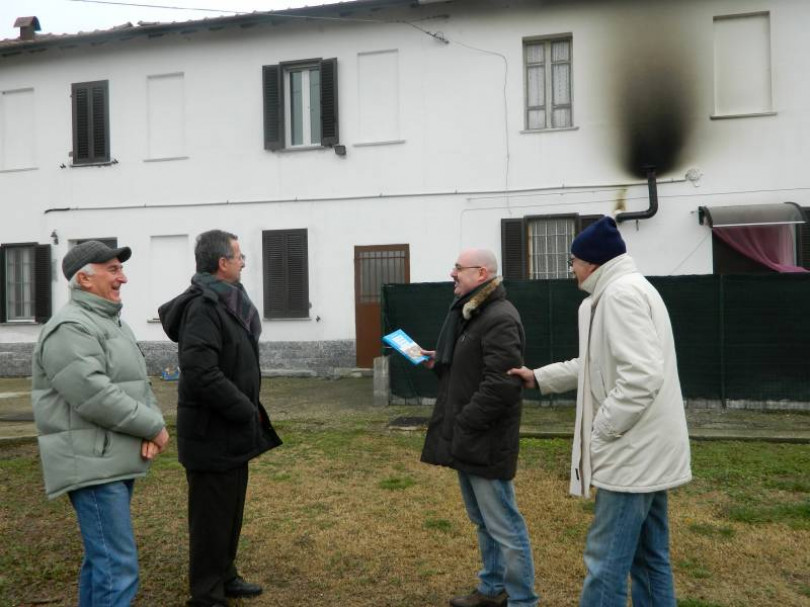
[1,378,809,606]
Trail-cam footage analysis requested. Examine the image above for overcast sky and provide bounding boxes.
[1,0,345,40]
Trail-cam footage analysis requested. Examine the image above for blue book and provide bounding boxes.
[382,329,428,365]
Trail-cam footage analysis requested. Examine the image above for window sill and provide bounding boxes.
[520,126,579,135]
[0,166,38,174]
[263,316,312,322]
[275,145,329,154]
[710,111,777,120]
[353,139,405,148]
[70,160,118,168]
[0,320,38,326]
[143,156,189,163]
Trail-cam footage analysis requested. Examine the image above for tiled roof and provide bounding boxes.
[0,0,414,55]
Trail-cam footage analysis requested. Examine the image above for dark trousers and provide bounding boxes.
[186,464,249,606]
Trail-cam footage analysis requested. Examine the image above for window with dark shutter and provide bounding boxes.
[1,242,50,323]
[262,58,339,151]
[502,213,603,280]
[262,229,309,318]
[72,80,110,164]
[501,218,527,280]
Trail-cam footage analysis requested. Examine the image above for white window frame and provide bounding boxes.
[4,244,35,321]
[527,216,576,279]
[284,64,321,148]
[524,36,573,131]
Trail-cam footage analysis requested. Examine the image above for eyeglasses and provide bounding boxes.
[226,254,246,262]
[453,264,483,272]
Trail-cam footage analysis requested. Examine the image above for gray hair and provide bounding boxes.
[195,230,238,274]
[68,263,95,290]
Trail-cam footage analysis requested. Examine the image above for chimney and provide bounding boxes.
[14,16,41,41]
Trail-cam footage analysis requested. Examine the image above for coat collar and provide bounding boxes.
[581,254,637,304]
[71,287,123,318]
[462,276,503,320]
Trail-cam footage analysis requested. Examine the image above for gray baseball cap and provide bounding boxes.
[62,241,132,280]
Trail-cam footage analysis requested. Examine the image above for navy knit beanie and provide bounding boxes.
[570,216,626,265]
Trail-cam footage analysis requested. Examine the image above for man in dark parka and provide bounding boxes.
[159,230,281,607]
[421,248,539,607]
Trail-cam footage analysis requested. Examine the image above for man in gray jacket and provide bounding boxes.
[32,240,169,606]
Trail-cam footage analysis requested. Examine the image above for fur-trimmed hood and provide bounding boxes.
[462,276,503,320]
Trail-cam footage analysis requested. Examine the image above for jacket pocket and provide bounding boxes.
[93,429,110,456]
[451,424,491,467]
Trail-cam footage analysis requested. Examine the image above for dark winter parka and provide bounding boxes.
[159,280,281,472]
[421,278,526,480]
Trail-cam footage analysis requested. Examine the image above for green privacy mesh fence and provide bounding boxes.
[381,274,810,405]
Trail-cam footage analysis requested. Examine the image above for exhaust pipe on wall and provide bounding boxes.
[616,165,658,223]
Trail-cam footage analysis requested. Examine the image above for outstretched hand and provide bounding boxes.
[507,366,537,389]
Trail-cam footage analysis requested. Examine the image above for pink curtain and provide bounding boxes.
[714,225,809,273]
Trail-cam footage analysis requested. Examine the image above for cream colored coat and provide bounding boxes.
[534,254,691,497]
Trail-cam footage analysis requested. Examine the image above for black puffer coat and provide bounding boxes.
[159,282,282,472]
[421,279,525,480]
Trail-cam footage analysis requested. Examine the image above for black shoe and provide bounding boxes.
[224,575,263,598]
[449,589,508,607]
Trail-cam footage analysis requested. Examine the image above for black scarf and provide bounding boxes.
[434,279,494,369]
[192,273,262,341]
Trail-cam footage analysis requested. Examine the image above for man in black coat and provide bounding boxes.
[421,249,539,607]
[160,230,282,607]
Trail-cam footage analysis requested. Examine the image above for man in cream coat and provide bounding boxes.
[509,216,691,607]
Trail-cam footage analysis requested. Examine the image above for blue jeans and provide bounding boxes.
[68,480,139,607]
[580,489,675,607]
[458,472,539,607]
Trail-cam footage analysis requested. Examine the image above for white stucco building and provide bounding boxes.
[1,0,809,375]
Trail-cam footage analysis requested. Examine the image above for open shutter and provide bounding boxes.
[0,246,6,322]
[263,65,284,151]
[320,58,339,146]
[34,244,52,323]
[72,84,91,163]
[501,218,526,280]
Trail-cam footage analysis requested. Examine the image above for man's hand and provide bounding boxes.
[420,349,436,370]
[151,427,170,450]
[141,427,170,460]
[507,366,537,389]
[141,440,160,460]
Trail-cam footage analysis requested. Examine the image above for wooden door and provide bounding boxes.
[354,244,410,368]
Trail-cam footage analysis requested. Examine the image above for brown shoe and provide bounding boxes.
[449,589,508,607]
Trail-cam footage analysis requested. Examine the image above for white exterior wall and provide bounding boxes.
[1,0,809,354]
